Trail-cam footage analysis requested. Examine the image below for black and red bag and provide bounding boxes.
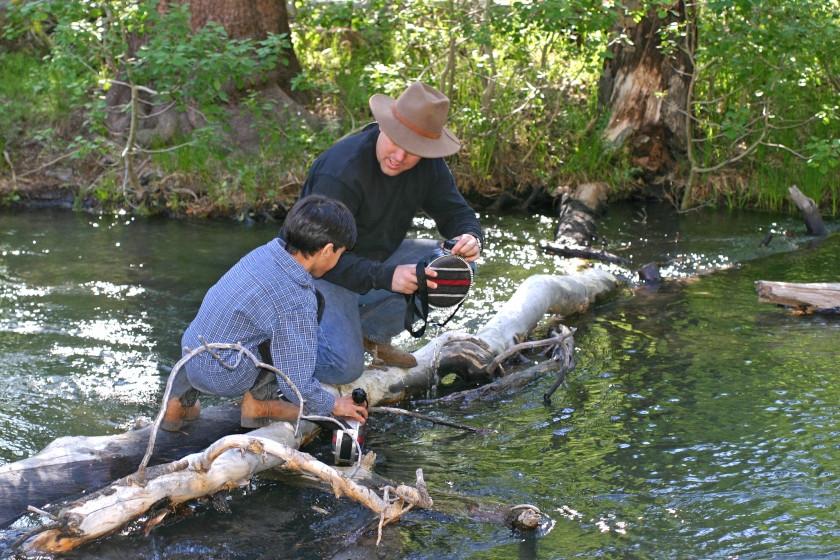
[404,239,474,337]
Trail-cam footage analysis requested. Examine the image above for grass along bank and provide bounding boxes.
[1,0,838,218]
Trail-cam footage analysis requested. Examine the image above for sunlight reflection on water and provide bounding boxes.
[1,205,840,559]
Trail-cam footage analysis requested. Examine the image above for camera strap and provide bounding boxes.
[404,260,466,338]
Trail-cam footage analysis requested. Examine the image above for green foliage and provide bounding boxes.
[0,51,84,151]
[3,0,839,216]
[654,0,840,211]
[5,0,290,111]
[2,0,293,208]
[291,0,628,194]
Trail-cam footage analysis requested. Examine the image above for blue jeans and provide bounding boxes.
[312,238,442,384]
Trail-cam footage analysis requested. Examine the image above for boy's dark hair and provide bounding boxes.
[284,194,356,256]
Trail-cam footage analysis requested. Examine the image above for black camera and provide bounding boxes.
[426,238,458,261]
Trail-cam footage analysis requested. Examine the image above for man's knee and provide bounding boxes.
[314,349,365,385]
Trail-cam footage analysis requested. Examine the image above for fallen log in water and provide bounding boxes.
[551,183,609,247]
[542,183,629,266]
[0,403,251,528]
[268,452,543,532]
[756,281,840,313]
[540,240,630,265]
[23,431,432,551]
[9,269,619,552]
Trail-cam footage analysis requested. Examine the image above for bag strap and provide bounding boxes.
[405,259,468,337]
[435,298,465,328]
[405,260,430,337]
[315,288,325,324]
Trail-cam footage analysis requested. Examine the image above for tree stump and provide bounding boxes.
[789,184,827,237]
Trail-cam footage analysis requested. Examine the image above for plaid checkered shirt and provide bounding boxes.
[182,238,335,416]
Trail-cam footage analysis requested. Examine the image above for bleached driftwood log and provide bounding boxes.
[0,403,253,528]
[13,269,619,552]
[330,268,617,405]
[756,281,840,312]
[24,429,431,551]
[267,455,543,532]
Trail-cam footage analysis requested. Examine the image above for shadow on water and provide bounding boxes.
[1,204,840,559]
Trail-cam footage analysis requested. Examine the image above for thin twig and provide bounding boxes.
[487,330,575,376]
[542,326,576,403]
[12,523,63,549]
[135,141,196,154]
[168,187,199,201]
[369,406,494,434]
[138,340,306,480]
[107,80,160,96]
[26,506,57,520]
[2,150,17,186]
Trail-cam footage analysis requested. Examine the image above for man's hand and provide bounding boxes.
[450,234,481,262]
[391,263,438,294]
[333,395,368,424]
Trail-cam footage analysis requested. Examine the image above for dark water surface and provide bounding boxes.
[1,204,839,559]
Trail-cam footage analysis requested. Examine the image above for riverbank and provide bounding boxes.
[1,49,837,220]
[3,116,837,222]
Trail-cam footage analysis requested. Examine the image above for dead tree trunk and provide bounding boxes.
[8,270,619,552]
[24,432,433,552]
[597,0,693,186]
[789,184,827,237]
[267,453,543,532]
[0,403,247,528]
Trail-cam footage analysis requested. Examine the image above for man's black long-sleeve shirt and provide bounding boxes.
[295,124,483,294]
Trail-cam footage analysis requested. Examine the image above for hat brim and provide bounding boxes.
[369,94,461,159]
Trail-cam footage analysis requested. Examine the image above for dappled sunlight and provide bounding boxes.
[83,281,146,299]
[64,318,151,348]
[2,207,840,559]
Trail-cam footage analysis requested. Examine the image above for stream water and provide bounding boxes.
[1,203,839,559]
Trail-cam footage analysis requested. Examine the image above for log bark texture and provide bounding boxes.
[544,183,629,265]
[756,281,840,312]
[551,183,609,247]
[7,270,619,551]
[25,431,430,552]
[0,403,248,528]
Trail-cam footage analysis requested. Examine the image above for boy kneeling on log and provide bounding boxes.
[162,194,369,431]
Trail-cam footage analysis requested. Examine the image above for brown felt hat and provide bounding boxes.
[369,82,461,158]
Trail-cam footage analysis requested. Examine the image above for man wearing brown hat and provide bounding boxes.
[284,81,483,384]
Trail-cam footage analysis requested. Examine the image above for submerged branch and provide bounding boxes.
[369,407,494,433]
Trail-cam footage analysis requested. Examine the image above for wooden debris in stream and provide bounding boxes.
[756,281,840,314]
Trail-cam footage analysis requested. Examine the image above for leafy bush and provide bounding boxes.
[2,0,294,209]
[3,0,838,215]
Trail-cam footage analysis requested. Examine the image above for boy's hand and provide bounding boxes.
[333,395,368,424]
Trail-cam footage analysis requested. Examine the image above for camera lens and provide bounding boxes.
[351,388,367,405]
